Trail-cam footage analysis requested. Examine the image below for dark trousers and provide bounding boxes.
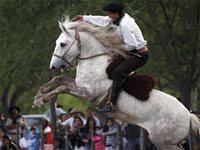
[111,52,149,105]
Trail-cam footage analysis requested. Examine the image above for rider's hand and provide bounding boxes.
[72,15,83,21]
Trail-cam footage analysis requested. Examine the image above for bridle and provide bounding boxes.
[52,29,108,68]
[52,30,81,67]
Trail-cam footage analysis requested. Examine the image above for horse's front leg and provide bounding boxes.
[32,75,92,108]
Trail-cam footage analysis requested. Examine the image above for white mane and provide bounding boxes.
[59,16,128,57]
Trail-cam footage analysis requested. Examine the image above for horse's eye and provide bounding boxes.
[60,42,66,47]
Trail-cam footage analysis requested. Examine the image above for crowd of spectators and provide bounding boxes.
[0,106,41,150]
[50,105,157,150]
[1,104,199,150]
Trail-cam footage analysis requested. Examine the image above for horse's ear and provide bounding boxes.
[58,21,69,34]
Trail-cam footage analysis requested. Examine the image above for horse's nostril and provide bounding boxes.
[61,65,66,69]
[51,66,56,70]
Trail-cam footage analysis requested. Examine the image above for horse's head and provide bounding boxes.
[50,21,81,70]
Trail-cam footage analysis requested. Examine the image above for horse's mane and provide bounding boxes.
[60,16,128,57]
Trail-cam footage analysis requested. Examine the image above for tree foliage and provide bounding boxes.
[0,0,199,113]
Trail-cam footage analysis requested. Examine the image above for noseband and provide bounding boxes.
[52,30,81,67]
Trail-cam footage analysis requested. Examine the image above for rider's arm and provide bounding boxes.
[83,15,112,27]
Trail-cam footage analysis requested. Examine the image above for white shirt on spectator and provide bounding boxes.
[19,137,30,149]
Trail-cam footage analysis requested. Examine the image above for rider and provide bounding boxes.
[72,2,149,113]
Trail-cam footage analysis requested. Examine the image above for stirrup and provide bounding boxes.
[98,101,117,113]
[97,89,112,109]
[106,102,117,113]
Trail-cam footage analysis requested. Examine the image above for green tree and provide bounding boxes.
[0,0,67,113]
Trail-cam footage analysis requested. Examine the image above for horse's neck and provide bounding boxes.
[79,32,107,58]
[75,33,112,98]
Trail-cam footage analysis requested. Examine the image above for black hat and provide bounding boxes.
[103,2,124,15]
[9,106,20,113]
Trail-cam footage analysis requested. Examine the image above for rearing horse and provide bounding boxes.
[47,17,200,150]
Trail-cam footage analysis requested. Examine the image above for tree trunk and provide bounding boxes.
[10,85,26,107]
[179,87,192,110]
[50,97,57,150]
[1,81,11,114]
[196,86,200,109]
[1,83,25,115]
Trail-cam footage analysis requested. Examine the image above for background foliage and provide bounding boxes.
[0,0,199,115]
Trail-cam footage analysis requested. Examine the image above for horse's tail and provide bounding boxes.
[190,113,200,138]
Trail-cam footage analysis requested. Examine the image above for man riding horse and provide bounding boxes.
[73,2,149,113]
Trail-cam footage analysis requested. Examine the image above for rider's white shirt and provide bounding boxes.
[83,13,147,51]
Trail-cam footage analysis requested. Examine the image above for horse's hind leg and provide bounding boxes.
[156,145,183,150]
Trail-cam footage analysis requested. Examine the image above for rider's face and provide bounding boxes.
[107,11,120,22]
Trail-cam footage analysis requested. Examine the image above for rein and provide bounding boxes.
[78,53,108,60]
[52,30,81,67]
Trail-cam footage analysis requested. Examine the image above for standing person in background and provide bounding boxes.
[29,126,40,150]
[115,119,127,150]
[42,118,52,145]
[1,134,21,150]
[58,113,69,123]
[72,2,148,113]
[57,113,69,150]
[0,129,4,149]
[0,113,6,133]
[19,127,30,150]
[61,108,86,130]
[125,123,140,150]
[86,107,101,127]
[82,116,97,150]
[102,117,118,150]
[92,127,105,150]
[5,106,24,144]
[68,116,84,150]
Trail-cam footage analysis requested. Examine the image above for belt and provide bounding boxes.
[129,47,148,58]
[138,46,148,53]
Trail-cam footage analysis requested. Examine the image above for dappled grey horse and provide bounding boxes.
[35,16,200,150]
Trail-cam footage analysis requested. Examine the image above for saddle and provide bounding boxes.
[106,55,157,101]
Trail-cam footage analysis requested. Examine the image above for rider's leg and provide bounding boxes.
[100,53,148,113]
[111,56,145,106]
